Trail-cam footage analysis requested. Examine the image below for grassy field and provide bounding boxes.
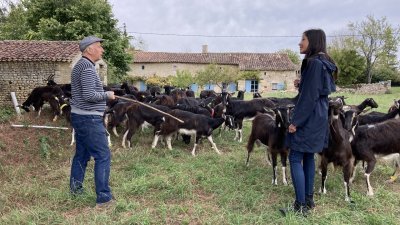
[0,88,399,224]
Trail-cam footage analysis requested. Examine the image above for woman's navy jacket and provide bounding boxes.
[286,54,336,153]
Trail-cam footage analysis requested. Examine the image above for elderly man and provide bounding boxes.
[69,36,115,207]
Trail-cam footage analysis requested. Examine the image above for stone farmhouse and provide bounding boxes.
[129,46,298,93]
[0,40,107,106]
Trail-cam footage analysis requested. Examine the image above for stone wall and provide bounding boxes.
[0,61,60,106]
[0,59,108,106]
[337,81,391,94]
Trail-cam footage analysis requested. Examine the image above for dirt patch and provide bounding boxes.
[0,109,72,166]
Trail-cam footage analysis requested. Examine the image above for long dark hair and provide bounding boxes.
[302,29,338,80]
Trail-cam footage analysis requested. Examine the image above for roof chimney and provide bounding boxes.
[202,44,208,54]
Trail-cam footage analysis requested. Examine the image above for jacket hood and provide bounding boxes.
[317,55,337,74]
[315,54,336,96]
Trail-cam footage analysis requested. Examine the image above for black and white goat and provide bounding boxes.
[350,119,400,196]
[246,105,293,185]
[225,97,276,142]
[319,99,355,202]
[122,103,171,148]
[342,97,378,114]
[151,109,225,156]
[21,85,65,121]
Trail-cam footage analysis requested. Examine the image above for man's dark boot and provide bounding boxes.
[279,201,309,217]
[306,195,315,210]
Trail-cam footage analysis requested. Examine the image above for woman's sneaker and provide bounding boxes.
[306,195,315,210]
[279,201,309,217]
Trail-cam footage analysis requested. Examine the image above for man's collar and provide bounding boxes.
[82,56,95,66]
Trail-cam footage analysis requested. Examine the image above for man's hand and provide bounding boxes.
[106,91,115,100]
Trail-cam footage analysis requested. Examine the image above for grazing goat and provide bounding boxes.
[21,85,65,121]
[350,119,400,196]
[319,99,355,202]
[246,106,293,185]
[152,109,225,156]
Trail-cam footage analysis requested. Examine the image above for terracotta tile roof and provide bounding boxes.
[133,51,297,71]
[0,40,80,62]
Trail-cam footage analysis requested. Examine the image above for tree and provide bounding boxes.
[0,0,132,82]
[329,47,365,85]
[348,15,400,83]
[277,49,301,65]
[195,64,239,91]
[0,1,29,40]
[170,70,194,89]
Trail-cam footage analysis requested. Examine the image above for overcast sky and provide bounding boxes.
[108,0,399,55]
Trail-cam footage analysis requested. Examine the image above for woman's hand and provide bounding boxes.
[288,124,297,133]
[293,79,300,88]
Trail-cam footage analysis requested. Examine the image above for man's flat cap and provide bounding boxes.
[79,36,104,52]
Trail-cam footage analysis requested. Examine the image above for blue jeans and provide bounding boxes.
[289,150,315,204]
[70,113,112,203]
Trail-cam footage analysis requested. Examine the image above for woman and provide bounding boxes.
[280,29,337,216]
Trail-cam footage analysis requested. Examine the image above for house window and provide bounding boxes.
[272,83,278,90]
[250,80,258,92]
[141,65,145,70]
[264,72,267,75]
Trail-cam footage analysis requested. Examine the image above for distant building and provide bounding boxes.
[0,40,107,106]
[129,46,298,93]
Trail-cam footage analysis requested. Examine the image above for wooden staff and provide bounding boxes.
[114,95,184,124]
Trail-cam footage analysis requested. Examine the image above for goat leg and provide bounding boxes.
[319,157,328,194]
[281,151,288,186]
[343,160,354,202]
[207,135,221,155]
[271,152,278,185]
[365,159,376,196]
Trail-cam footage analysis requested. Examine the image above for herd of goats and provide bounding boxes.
[18,79,400,203]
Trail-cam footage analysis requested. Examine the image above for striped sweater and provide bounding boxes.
[70,57,108,115]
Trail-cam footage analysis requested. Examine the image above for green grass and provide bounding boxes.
[0,106,14,123]
[0,88,400,224]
